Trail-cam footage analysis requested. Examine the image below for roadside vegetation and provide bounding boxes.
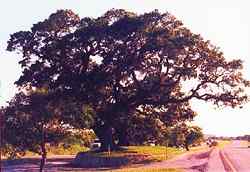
[25,144,89,156]
[113,168,182,172]
[94,146,184,161]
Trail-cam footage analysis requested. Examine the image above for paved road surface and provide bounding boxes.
[221,140,250,172]
[143,140,250,172]
[144,148,212,172]
[207,147,225,172]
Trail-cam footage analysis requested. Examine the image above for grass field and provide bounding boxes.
[93,144,207,162]
[217,140,231,149]
[240,140,250,147]
[94,146,185,161]
[113,168,182,172]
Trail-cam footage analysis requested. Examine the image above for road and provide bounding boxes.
[206,140,250,172]
[144,140,250,172]
[220,140,250,172]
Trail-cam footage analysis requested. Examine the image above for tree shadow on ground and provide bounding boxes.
[71,150,153,169]
[2,157,40,166]
[2,149,154,172]
[2,157,75,172]
[189,162,208,172]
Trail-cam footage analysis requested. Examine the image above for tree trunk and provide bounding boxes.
[184,142,190,151]
[39,146,47,172]
[39,126,47,172]
[94,122,118,152]
[99,125,117,151]
[117,129,129,146]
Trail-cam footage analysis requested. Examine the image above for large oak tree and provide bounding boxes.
[7,9,249,150]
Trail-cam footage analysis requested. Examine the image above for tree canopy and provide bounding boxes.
[7,9,250,150]
[2,90,65,171]
[2,87,94,171]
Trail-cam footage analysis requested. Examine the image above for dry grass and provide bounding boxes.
[94,146,185,161]
[113,168,182,172]
[240,140,250,147]
[217,140,231,149]
[47,144,89,155]
[72,146,193,168]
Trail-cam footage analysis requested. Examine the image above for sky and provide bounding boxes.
[1,0,250,137]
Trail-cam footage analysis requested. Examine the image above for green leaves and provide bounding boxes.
[31,9,80,34]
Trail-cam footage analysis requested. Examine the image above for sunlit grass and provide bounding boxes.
[95,145,197,161]
[48,144,89,155]
[188,144,207,152]
[127,146,184,161]
[240,140,250,147]
[112,168,182,172]
[217,140,231,149]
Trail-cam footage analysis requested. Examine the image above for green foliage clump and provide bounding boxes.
[47,144,88,155]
